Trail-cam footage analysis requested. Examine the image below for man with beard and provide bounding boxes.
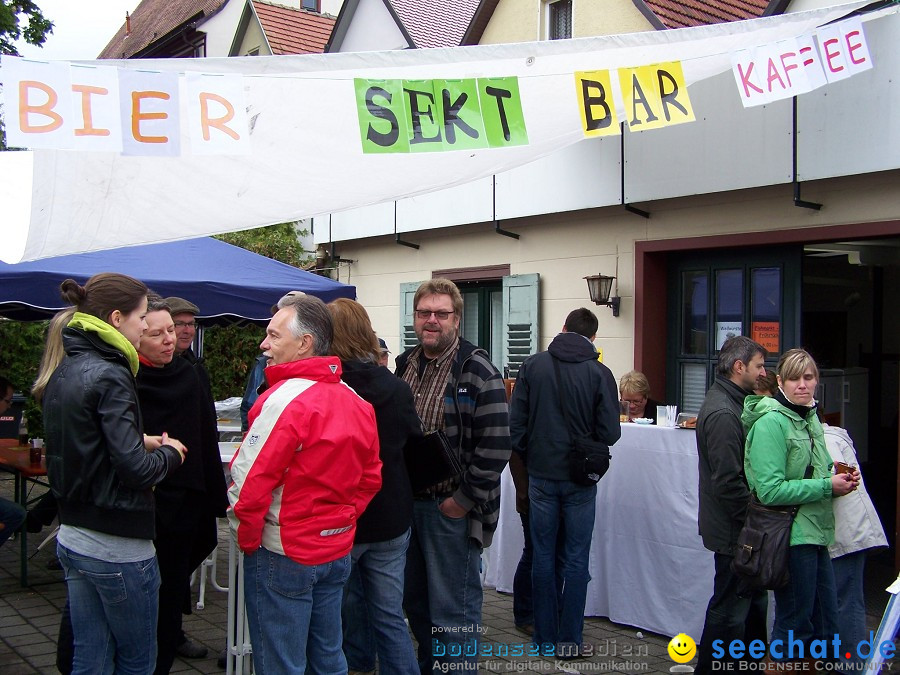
[395,278,510,674]
[137,296,228,671]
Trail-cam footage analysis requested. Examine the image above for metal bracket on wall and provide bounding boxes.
[792,97,822,211]
[620,125,650,219]
[494,220,520,239]
[624,204,650,219]
[393,202,420,249]
[492,177,519,239]
[395,233,420,249]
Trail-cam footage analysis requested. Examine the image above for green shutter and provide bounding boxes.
[502,273,539,378]
[399,281,422,355]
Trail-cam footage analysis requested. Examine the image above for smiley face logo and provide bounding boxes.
[667,633,697,664]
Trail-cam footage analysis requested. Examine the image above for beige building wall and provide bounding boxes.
[479,0,652,45]
[235,17,271,56]
[327,169,900,381]
[574,0,651,36]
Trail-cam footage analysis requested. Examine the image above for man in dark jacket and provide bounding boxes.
[509,308,620,657]
[696,336,767,673]
[395,278,510,674]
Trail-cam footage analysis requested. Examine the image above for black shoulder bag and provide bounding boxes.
[551,356,611,486]
[731,440,814,590]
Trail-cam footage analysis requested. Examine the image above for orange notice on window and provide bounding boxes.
[751,322,780,352]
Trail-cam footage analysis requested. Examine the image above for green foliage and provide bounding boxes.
[215,223,310,269]
[0,318,48,435]
[0,1,53,55]
[204,223,312,399]
[0,223,309,421]
[203,324,265,401]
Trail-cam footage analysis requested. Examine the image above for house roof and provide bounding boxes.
[98,0,228,59]
[388,0,479,48]
[638,0,770,29]
[388,0,481,48]
[251,1,336,55]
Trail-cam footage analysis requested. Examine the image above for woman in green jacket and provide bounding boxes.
[742,348,858,661]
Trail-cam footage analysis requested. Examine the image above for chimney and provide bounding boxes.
[125,11,132,37]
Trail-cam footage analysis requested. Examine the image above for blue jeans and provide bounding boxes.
[832,551,867,666]
[342,528,418,674]
[696,552,768,674]
[529,477,595,654]
[513,511,565,629]
[0,497,26,547]
[57,543,160,675]
[244,547,350,674]
[513,511,534,627]
[404,500,482,674]
[772,544,839,660]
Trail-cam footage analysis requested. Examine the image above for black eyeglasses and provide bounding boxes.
[1,397,12,405]
[414,310,455,320]
[174,321,197,329]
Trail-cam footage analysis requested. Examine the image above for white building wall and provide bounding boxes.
[326,169,900,382]
[335,0,409,52]
[199,0,247,57]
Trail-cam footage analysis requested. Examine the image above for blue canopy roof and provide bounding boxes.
[0,237,355,324]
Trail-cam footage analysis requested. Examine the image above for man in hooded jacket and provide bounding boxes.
[509,307,620,657]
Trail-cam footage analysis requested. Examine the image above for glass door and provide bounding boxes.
[667,246,802,412]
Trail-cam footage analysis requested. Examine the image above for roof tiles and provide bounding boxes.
[388,0,481,49]
[252,1,336,55]
[642,0,769,29]
[99,0,227,59]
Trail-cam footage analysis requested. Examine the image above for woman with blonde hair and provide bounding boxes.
[742,348,859,664]
[44,273,187,674]
[26,308,76,535]
[328,298,421,674]
[32,307,76,404]
[618,370,663,423]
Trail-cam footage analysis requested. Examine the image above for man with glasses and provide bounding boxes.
[395,278,511,674]
[165,297,200,360]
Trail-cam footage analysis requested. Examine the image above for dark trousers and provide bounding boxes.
[154,524,196,674]
[696,552,768,674]
[513,511,565,628]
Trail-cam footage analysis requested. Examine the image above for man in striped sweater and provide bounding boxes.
[228,295,382,674]
[396,278,511,674]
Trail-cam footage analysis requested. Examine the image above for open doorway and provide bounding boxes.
[802,238,900,552]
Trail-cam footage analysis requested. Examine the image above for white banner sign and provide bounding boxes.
[0,1,890,263]
[731,16,871,107]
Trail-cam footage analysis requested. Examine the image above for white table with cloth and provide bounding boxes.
[483,423,714,640]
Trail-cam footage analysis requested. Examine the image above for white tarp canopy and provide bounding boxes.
[0,0,886,263]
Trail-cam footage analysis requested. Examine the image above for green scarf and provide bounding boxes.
[68,311,140,377]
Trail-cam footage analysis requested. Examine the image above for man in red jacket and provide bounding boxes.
[228,294,382,674]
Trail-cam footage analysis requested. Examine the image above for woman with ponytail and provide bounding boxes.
[43,273,187,675]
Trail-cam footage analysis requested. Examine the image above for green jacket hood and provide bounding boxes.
[741,393,780,431]
[741,393,813,431]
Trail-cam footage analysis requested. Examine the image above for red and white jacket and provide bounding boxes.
[227,356,382,565]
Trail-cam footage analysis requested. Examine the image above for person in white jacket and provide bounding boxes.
[824,424,888,666]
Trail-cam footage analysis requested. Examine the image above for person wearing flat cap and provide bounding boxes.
[377,338,391,368]
[165,297,200,361]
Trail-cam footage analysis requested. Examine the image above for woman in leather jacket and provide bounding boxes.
[43,273,187,675]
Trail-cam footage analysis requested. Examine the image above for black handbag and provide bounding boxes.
[731,460,813,590]
[551,356,611,486]
[731,494,798,590]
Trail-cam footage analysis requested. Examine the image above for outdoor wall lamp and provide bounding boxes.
[584,274,620,317]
